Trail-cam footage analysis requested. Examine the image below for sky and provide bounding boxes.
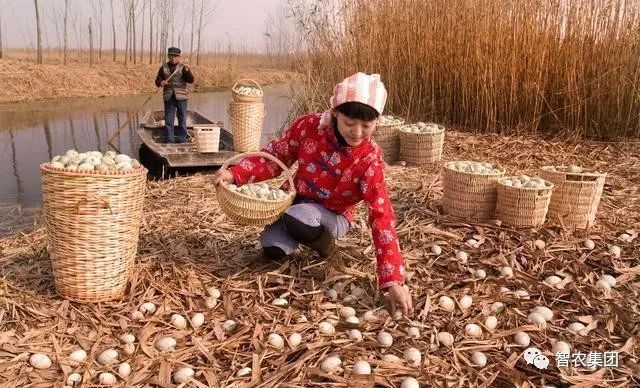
[0,0,299,53]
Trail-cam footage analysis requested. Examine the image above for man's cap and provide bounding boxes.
[167,47,181,56]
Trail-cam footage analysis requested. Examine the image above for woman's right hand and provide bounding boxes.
[213,169,234,186]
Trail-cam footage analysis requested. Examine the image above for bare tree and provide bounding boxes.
[110,0,116,62]
[0,17,3,59]
[34,0,43,64]
[91,0,104,60]
[89,17,93,66]
[64,0,70,64]
[140,0,145,63]
[45,3,63,57]
[196,0,218,65]
[189,0,196,60]
[130,0,137,63]
[148,0,153,64]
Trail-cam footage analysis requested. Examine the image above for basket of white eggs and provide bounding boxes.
[442,160,506,221]
[216,152,296,226]
[496,175,554,227]
[372,115,405,163]
[40,149,147,302]
[398,122,445,165]
[539,165,606,229]
[231,79,263,103]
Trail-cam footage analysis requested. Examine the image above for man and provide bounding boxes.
[154,47,195,143]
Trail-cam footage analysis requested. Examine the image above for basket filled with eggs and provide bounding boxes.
[398,122,445,165]
[216,152,296,226]
[496,175,554,227]
[539,165,606,229]
[372,115,405,163]
[40,149,148,302]
[231,78,263,103]
[442,160,506,221]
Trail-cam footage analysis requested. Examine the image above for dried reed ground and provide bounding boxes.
[0,131,639,387]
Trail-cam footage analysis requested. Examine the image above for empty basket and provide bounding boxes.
[229,102,265,152]
[194,125,221,153]
[539,166,606,229]
[40,163,147,302]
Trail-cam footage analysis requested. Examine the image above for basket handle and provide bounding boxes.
[220,151,295,191]
[231,78,263,94]
[75,195,113,215]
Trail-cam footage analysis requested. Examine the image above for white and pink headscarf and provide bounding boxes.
[318,72,388,128]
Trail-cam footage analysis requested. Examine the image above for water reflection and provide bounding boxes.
[0,85,294,213]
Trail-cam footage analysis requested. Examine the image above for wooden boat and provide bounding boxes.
[138,111,239,168]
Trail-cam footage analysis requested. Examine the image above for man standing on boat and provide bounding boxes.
[154,47,195,143]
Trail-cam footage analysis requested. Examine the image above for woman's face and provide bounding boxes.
[334,111,378,147]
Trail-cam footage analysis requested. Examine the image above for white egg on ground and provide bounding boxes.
[431,245,442,255]
[222,319,237,332]
[352,360,371,375]
[348,329,363,341]
[532,306,554,321]
[609,245,621,258]
[596,279,612,292]
[66,373,82,386]
[439,296,455,312]
[552,341,571,354]
[325,288,338,300]
[339,306,356,319]
[154,337,177,353]
[236,367,252,377]
[173,367,195,383]
[118,362,132,378]
[491,302,505,314]
[97,348,119,365]
[455,251,468,264]
[465,324,482,337]
[528,312,547,329]
[272,298,288,306]
[484,315,498,331]
[170,314,187,329]
[474,269,487,279]
[544,275,562,286]
[318,321,335,335]
[288,332,302,348]
[98,372,117,385]
[268,333,284,349]
[407,327,420,339]
[583,239,595,249]
[320,356,342,373]
[459,295,473,310]
[29,353,52,369]
[470,352,487,366]
[500,266,514,278]
[567,322,586,334]
[346,316,360,325]
[69,349,87,363]
[363,310,377,322]
[403,347,422,366]
[191,313,205,328]
[400,377,420,388]
[437,331,454,347]
[600,274,616,287]
[377,331,394,347]
[513,331,530,346]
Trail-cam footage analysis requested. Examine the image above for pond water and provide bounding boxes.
[0,85,295,235]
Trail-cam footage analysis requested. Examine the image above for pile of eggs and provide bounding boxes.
[234,85,262,96]
[400,122,443,134]
[48,149,141,172]
[446,161,502,174]
[226,182,289,201]
[500,175,552,189]
[542,165,583,173]
[378,115,404,125]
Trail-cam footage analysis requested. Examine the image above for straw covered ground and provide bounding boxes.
[0,130,639,387]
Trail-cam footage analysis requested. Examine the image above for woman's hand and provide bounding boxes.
[388,284,413,316]
[213,169,234,186]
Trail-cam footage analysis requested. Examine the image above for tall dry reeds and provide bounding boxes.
[291,0,640,139]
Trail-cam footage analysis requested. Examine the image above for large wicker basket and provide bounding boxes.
[539,166,606,229]
[442,161,505,221]
[40,163,147,302]
[229,102,265,152]
[231,79,263,103]
[373,118,405,163]
[496,178,554,227]
[216,152,295,226]
[399,124,445,165]
[194,125,221,153]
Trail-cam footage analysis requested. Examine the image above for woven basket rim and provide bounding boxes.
[444,161,505,176]
[377,119,405,127]
[498,176,554,190]
[217,183,296,203]
[399,123,445,134]
[541,165,606,178]
[231,78,264,96]
[40,162,148,176]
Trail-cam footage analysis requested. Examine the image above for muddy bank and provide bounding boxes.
[0,59,300,104]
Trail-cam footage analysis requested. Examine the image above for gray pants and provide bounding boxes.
[261,203,350,255]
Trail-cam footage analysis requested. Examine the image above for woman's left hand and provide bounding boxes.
[388,284,413,316]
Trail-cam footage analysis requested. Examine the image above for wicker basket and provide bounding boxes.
[194,125,221,153]
[399,124,445,165]
[373,118,405,163]
[539,166,606,229]
[216,151,295,226]
[442,161,505,221]
[496,178,554,227]
[40,163,147,302]
[231,79,263,103]
[229,102,265,152]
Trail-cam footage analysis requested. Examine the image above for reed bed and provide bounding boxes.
[291,0,640,139]
[0,131,638,387]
